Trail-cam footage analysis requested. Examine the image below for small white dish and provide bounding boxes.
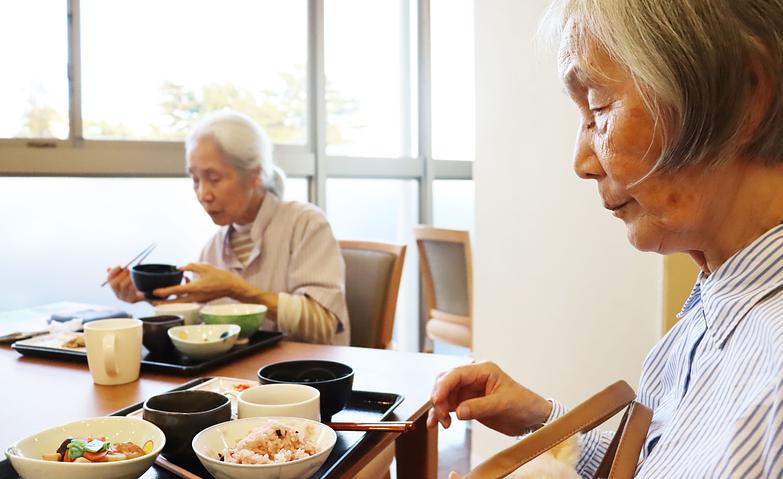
[6,416,165,479]
[192,416,337,479]
[168,324,240,360]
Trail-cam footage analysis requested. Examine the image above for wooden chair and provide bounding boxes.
[414,226,473,351]
[339,240,406,350]
[339,241,405,479]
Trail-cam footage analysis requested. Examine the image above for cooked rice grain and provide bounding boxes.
[221,423,318,465]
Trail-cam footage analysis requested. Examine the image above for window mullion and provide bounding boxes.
[309,0,327,208]
[67,0,83,142]
[418,0,433,226]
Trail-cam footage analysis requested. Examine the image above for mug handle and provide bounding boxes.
[103,334,118,376]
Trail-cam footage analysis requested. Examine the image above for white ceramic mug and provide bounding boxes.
[225,384,321,421]
[84,318,143,385]
[154,303,201,325]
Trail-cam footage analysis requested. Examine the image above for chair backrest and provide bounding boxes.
[413,226,473,319]
[339,240,406,349]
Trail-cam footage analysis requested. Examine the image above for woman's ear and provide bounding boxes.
[741,39,775,146]
[251,166,263,190]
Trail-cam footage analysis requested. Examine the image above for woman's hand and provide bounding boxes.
[427,361,552,437]
[105,266,144,303]
[152,263,247,304]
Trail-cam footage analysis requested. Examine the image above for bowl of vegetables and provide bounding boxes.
[5,416,165,479]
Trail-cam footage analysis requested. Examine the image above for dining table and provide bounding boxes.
[0,304,471,479]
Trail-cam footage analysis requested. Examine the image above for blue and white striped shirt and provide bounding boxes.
[550,224,783,477]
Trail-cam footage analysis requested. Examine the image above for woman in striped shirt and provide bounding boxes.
[431,0,783,476]
[106,111,349,345]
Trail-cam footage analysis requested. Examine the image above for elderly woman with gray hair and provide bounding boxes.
[431,0,783,477]
[106,111,349,345]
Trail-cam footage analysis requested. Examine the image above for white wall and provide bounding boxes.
[472,0,662,463]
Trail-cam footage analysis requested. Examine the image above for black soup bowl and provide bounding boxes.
[143,390,231,464]
[140,314,184,356]
[131,264,183,300]
[258,360,354,421]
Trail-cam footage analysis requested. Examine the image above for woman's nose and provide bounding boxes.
[573,129,604,180]
[197,183,214,203]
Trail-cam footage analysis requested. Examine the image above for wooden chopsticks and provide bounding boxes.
[325,421,415,432]
[154,455,204,479]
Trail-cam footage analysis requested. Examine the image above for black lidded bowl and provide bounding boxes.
[257,360,354,421]
[131,264,183,300]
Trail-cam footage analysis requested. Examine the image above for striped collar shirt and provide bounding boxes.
[551,224,783,477]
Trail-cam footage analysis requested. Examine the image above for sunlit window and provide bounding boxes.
[325,0,416,158]
[80,0,308,143]
[0,1,68,139]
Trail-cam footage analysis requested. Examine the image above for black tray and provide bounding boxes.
[0,377,404,479]
[11,331,284,375]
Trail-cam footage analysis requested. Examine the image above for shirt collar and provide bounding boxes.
[218,193,280,267]
[699,224,783,348]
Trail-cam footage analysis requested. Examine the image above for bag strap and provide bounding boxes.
[595,401,653,478]
[463,381,643,479]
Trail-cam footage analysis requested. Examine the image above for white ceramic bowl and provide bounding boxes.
[168,324,241,360]
[154,303,202,325]
[192,416,337,479]
[5,416,165,479]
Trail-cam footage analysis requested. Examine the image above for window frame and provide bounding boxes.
[0,0,473,351]
[0,0,471,195]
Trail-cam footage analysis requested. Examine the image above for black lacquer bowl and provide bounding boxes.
[131,264,183,300]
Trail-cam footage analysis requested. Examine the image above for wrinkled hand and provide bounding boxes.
[106,266,144,303]
[153,263,246,304]
[427,361,552,437]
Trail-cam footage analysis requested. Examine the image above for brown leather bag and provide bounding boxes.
[464,381,653,479]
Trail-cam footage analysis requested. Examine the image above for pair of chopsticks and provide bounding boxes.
[100,243,156,287]
[155,456,203,479]
[325,421,415,432]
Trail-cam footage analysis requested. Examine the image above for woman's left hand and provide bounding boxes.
[152,263,246,304]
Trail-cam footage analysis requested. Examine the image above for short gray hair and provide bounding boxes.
[186,110,285,197]
[543,0,783,174]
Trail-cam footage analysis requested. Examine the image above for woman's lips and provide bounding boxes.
[608,201,631,217]
[607,201,629,211]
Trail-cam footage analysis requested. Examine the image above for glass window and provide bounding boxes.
[0,1,68,139]
[431,0,474,161]
[284,177,310,203]
[0,178,216,317]
[325,0,416,158]
[80,0,307,143]
[433,180,474,233]
[326,179,420,351]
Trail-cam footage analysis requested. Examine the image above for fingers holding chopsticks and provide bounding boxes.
[105,266,144,303]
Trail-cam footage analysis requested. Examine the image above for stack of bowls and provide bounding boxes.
[257,360,355,421]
